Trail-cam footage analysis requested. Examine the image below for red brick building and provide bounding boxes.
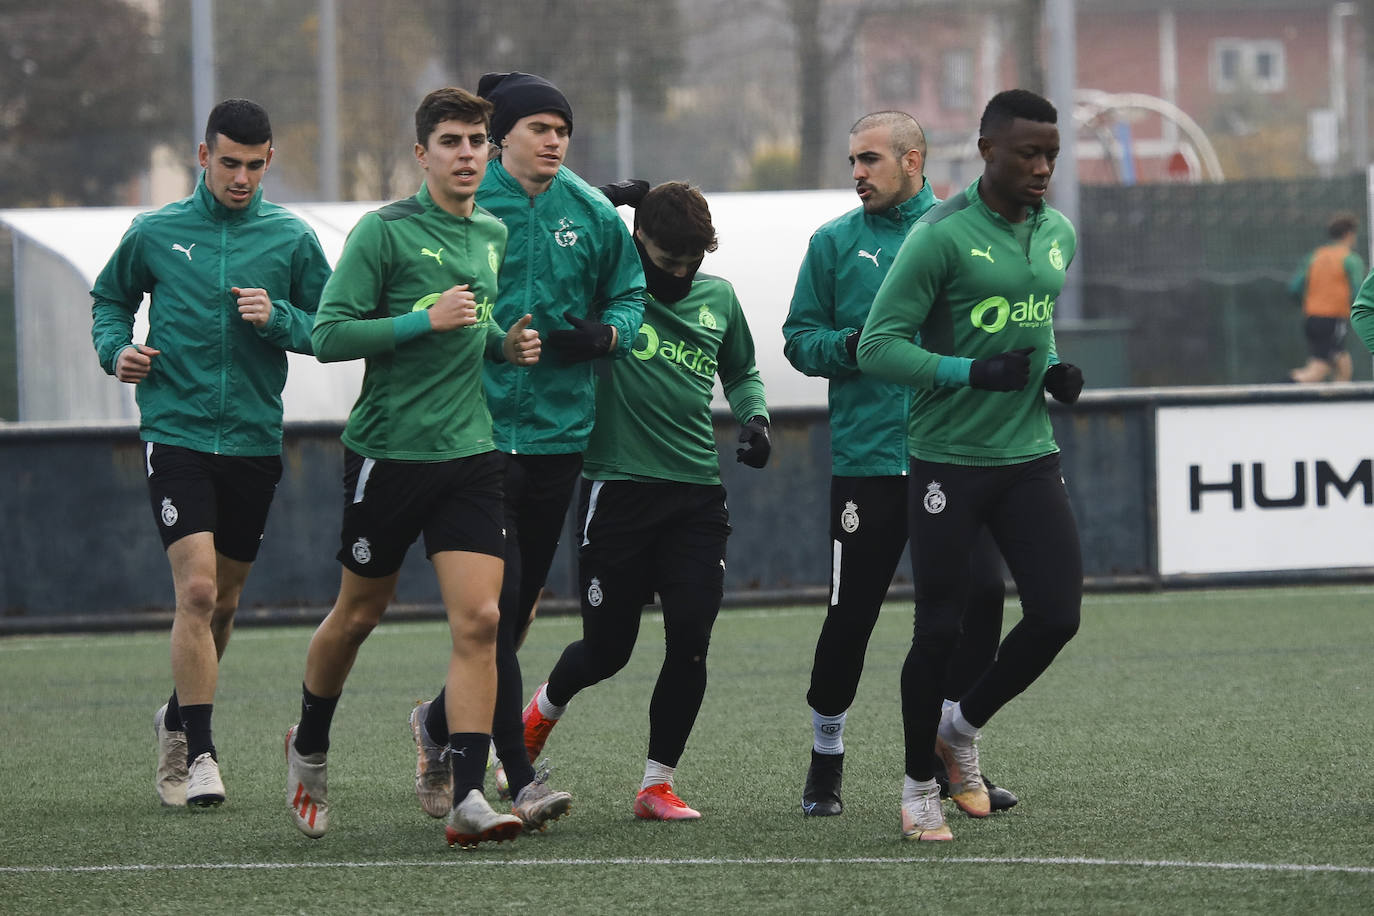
[854,1,1365,184]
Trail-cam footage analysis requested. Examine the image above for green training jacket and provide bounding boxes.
[782,183,936,476]
[312,182,510,461]
[858,177,1076,466]
[583,274,768,486]
[478,160,647,455]
[91,176,330,456]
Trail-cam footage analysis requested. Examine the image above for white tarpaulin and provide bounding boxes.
[2,189,857,422]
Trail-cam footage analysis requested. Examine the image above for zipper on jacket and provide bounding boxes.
[216,219,228,454]
[510,195,539,455]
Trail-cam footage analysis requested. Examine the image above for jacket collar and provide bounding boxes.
[966,177,1044,229]
[879,180,936,227]
[192,172,263,222]
[486,158,561,200]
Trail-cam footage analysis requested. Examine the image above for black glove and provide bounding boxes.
[736,416,771,468]
[547,309,615,363]
[845,328,862,361]
[597,179,650,208]
[969,347,1035,391]
[1043,362,1084,404]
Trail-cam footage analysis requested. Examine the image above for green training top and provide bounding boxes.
[858,177,1076,466]
[90,176,330,456]
[582,273,769,485]
[312,182,510,461]
[782,182,936,476]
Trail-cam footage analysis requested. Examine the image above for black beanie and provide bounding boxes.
[477,71,574,147]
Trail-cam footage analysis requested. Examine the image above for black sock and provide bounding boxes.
[164,690,184,731]
[293,684,340,756]
[179,703,214,765]
[448,732,489,797]
[425,688,449,744]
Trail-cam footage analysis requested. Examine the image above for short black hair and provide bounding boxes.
[635,181,719,256]
[415,87,493,146]
[204,98,272,149]
[980,89,1057,137]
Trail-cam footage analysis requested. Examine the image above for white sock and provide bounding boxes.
[811,708,846,755]
[642,758,675,791]
[903,775,940,802]
[938,701,980,744]
[535,683,567,720]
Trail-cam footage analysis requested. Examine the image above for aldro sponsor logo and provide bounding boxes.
[632,322,716,379]
[970,292,1055,333]
[1189,459,1373,511]
[410,292,495,324]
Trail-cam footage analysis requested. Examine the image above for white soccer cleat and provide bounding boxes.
[512,767,572,832]
[185,751,225,808]
[445,788,522,848]
[934,734,990,818]
[409,701,452,818]
[285,724,329,838]
[901,782,953,841]
[154,703,188,807]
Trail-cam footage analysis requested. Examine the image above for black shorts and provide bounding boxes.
[1305,316,1348,360]
[337,448,505,578]
[144,442,283,561]
[576,479,731,609]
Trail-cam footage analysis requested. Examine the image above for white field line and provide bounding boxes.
[1,854,1371,876]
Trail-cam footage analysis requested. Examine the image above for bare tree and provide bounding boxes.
[0,0,173,206]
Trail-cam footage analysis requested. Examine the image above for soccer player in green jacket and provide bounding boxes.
[520,181,772,820]
[283,88,546,849]
[858,90,1085,841]
[783,110,1016,818]
[411,72,647,819]
[91,98,330,810]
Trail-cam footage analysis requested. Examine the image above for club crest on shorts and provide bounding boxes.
[159,497,178,527]
[922,481,947,515]
[587,576,603,607]
[351,537,372,565]
[840,499,860,533]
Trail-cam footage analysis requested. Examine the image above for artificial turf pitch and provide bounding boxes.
[1,585,1371,914]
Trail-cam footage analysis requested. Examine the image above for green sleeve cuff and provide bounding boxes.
[392,310,431,345]
[935,356,973,388]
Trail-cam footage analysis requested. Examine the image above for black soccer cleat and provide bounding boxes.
[933,754,1018,812]
[801,750,844,816]
[984,777,1018,812]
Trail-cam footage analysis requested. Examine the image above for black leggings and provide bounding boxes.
[806,475,1005,717]
[901,454,1082,779]
[545,480,729,768]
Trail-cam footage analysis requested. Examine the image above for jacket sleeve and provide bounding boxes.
[856,223,952,389]
[90,221,152,376]
[1350,268,1374,354]
[1345,251,1366,299]
[260,228,332,355]
[594,214,647,360]
[312,215,425,361]
[719,289,769,424]
[782,231,858,379]
[1287,253,1312,304]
